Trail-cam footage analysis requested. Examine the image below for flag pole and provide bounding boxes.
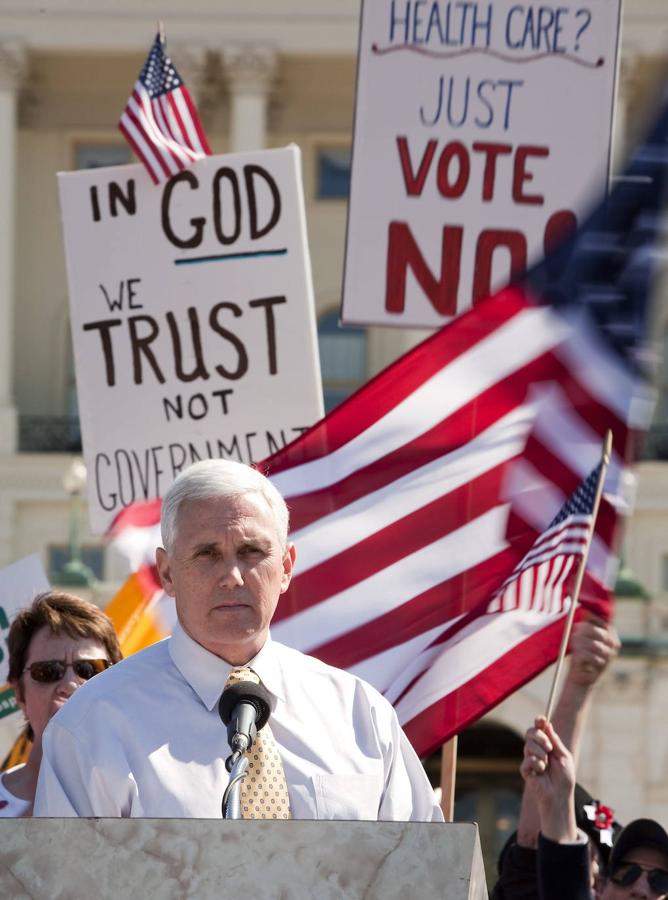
[545,429,613,721]
[440,736,458,821]
[158,20,166,45]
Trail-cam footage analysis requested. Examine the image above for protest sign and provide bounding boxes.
[342,0,621,327]
[0,555,50,723]
[59,146,324,533]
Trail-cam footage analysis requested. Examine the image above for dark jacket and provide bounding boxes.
[490,841,540,900]
[490,835,593,900]
[537,834,593,900]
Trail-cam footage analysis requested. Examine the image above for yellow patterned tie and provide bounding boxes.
[226,667,292,820]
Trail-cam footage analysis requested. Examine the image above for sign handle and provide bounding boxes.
[440,736,458,821]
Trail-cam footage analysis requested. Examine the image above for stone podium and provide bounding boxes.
[0,819,488,899]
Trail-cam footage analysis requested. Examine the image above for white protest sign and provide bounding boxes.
[59,146,324,533]
[342,0,621,327]
[0,555,50,722]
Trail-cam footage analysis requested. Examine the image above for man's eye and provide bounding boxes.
[240,546,263,556]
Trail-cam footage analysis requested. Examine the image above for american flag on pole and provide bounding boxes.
[107,95,667,758]
[259,284,641,756]
[488,463,601,618]
[255,95,665,755]
[119,33,211,185]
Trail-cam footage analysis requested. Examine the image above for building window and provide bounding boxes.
[316,146,352,199]
[74,143,132,170]
[422,722,524,887]
[661,556,668,592]
[653,331,668,427]
[64,319,81,445]
[48,545,105,582]
[317,309,367,412]
[642,330,668,459]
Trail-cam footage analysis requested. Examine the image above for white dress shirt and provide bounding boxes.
[34,623,443,821]
[0,766,31,817]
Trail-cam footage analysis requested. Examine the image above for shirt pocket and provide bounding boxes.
[312,773,383,821]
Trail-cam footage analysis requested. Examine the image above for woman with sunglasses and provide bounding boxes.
[522,716,668,899]
[1,590,122,816]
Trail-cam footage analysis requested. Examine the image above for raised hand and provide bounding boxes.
[567,615,620,688]
[521,716,577,843]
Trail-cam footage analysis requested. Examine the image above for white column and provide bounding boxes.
[612,49,638,174]
[172,44,209,107]
[0,42,26,454]
[222,47,277,153]
[0,495,16,567]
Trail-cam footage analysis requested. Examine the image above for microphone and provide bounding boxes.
[218,671,271,772]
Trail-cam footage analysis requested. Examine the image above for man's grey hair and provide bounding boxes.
[160,459,289,552]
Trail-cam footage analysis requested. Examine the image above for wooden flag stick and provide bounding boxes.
[545,429,613,721]
[158,20,166,45]
[440,736,458,821]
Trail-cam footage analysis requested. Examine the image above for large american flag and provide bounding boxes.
[108,96,667,758]
[257,97,665,755]
[260,285,645,755]
[119,33,211,185]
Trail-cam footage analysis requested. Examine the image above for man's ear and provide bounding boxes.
[280,543,296,593]
[13,680,26,715]
[156,547,176,597]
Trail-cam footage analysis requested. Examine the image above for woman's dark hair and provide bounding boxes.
[7,590,123,740]
[8,590,122,686]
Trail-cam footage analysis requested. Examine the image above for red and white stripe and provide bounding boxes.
[119,83,211,185]
[488,513,592,615]
[108,498,162,575]
[261,286,651,755]
[107,286,652,756]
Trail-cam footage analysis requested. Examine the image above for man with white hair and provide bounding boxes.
[35,459,442,820]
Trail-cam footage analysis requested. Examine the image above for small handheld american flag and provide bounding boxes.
[119,32,211,185]
[488,462,602,617]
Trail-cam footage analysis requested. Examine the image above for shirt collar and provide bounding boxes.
[168,622,286,712]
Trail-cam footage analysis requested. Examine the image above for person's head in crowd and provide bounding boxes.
[599,818,668,899]
[574,783,623,891]
[156,458,295,665]
[493,783,622,897]
[8,590,122,744]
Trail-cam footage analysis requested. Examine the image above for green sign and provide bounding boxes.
[0,683,17,720]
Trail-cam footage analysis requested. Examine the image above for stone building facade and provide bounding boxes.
[0,0,666,866]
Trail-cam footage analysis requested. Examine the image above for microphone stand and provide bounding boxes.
[218,676,270,819]
[221,754,249,819]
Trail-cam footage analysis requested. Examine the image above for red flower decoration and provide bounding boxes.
[593,802,614,830]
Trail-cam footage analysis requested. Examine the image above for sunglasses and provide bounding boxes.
[610,861,668,895]
[22,658,111,684]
